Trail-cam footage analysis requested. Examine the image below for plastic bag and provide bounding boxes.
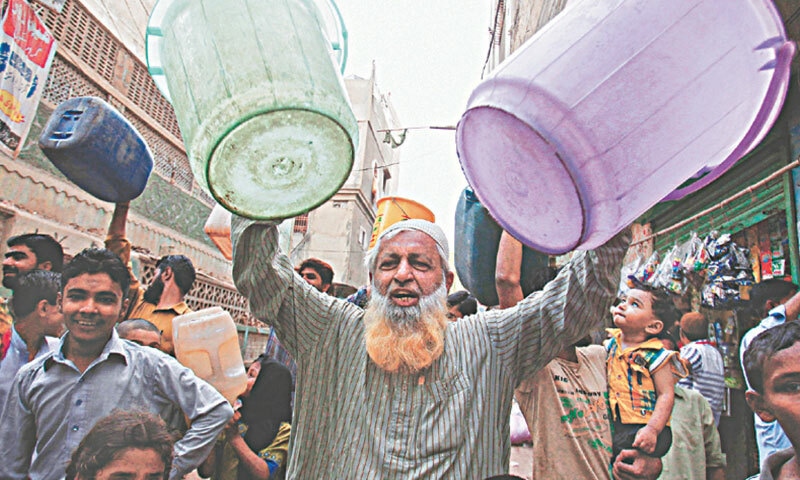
[618,255,643,297]
[700,231,754,308]
[630,251,661,287]
[682,232,708,272]
[510,399,531,445]
[653,244,680,290]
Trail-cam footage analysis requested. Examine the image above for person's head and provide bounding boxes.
[363,219,454,374]
[3,233,63,289]
[10,270,64,337]
[117,318,162,350]
[749,279,799,318]
[60,248,130,349]
[239,355,294,451]
[744,322,800,448]
[612,285,679,339]
[296,258,334,293]
[446,290,478,319]
[679,311,708,343]
[143,255,196,304]
[244,357,263,396]
[65,410,173,480]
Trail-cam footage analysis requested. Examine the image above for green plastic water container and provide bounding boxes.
[146,0,357,219]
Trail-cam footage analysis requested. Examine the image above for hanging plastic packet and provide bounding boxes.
[652,245,674,287]
[682,232,708,273]
[630,251,661,287]
[618,255,643,297]
[701,230,755,308]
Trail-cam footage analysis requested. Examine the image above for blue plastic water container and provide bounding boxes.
[454,187,553,307]
[38,96,153,202]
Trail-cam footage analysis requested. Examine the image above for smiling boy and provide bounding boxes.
[744,321,800,479]
[0,248,232,480]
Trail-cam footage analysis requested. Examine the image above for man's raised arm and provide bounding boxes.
[231,217,349,359]
[493,228,630,385]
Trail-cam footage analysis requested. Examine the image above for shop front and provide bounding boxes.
[630,80,800,478]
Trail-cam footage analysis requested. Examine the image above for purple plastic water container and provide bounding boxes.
[456,0,794,255]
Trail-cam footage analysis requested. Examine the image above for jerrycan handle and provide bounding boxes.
[663,40,796,202]
[50,109,85,141]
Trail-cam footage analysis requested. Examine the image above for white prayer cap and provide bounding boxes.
[378,219,449,262]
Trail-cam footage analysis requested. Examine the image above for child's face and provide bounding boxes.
[747,340,800,446]
[612,289,663,336]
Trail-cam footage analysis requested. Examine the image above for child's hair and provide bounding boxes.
[65,410,173,480]
[680,311,709,341]
[743,321,800,394]
[637,284,681,332]
[446,290,478,316]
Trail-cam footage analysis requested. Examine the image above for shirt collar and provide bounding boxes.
[46,329,130,371]
[674,386,687,399]
[10,325,26,350]
[10,325,48,354]
[153,301,191,315]
[609,328,663,355]
[762,304,788,328]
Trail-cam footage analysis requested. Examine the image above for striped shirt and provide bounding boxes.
[231,218,629,479]
[678,341,725,425]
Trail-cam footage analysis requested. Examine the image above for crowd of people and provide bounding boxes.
[1,199,800,480]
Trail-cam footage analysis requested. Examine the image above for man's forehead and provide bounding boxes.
[378,230,439,254]
[5,245,33,257]
[63,272,123,295]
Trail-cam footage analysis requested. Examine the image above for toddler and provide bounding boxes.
[607,283,685,461]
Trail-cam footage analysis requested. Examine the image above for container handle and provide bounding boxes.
[662,40,796,202]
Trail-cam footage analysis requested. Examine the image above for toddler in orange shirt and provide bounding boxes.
[607,283,685,462]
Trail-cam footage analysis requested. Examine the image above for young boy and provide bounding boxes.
[0,270,63,411]
[744,321,800,479]
[607,283,683,461]
[677,311,726,425]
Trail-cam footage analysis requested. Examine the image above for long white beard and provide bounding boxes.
[364,282,449,374]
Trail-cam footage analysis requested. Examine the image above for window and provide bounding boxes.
[293,213,309,234]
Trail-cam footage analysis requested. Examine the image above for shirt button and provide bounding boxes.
[75,399,82,406]
[72,426,79,432]
[77,378,84,384]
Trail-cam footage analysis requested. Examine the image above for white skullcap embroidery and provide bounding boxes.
[378,219,449,261]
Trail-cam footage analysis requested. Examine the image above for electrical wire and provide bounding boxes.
[481,0,506,79]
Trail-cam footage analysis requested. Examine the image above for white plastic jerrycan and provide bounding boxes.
[173,306,247,404]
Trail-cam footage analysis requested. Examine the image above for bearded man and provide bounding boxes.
[232,216,630,479]
[106,202,196,354]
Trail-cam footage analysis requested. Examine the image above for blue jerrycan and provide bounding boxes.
[38,96,153,202]
[454,187,553,307]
